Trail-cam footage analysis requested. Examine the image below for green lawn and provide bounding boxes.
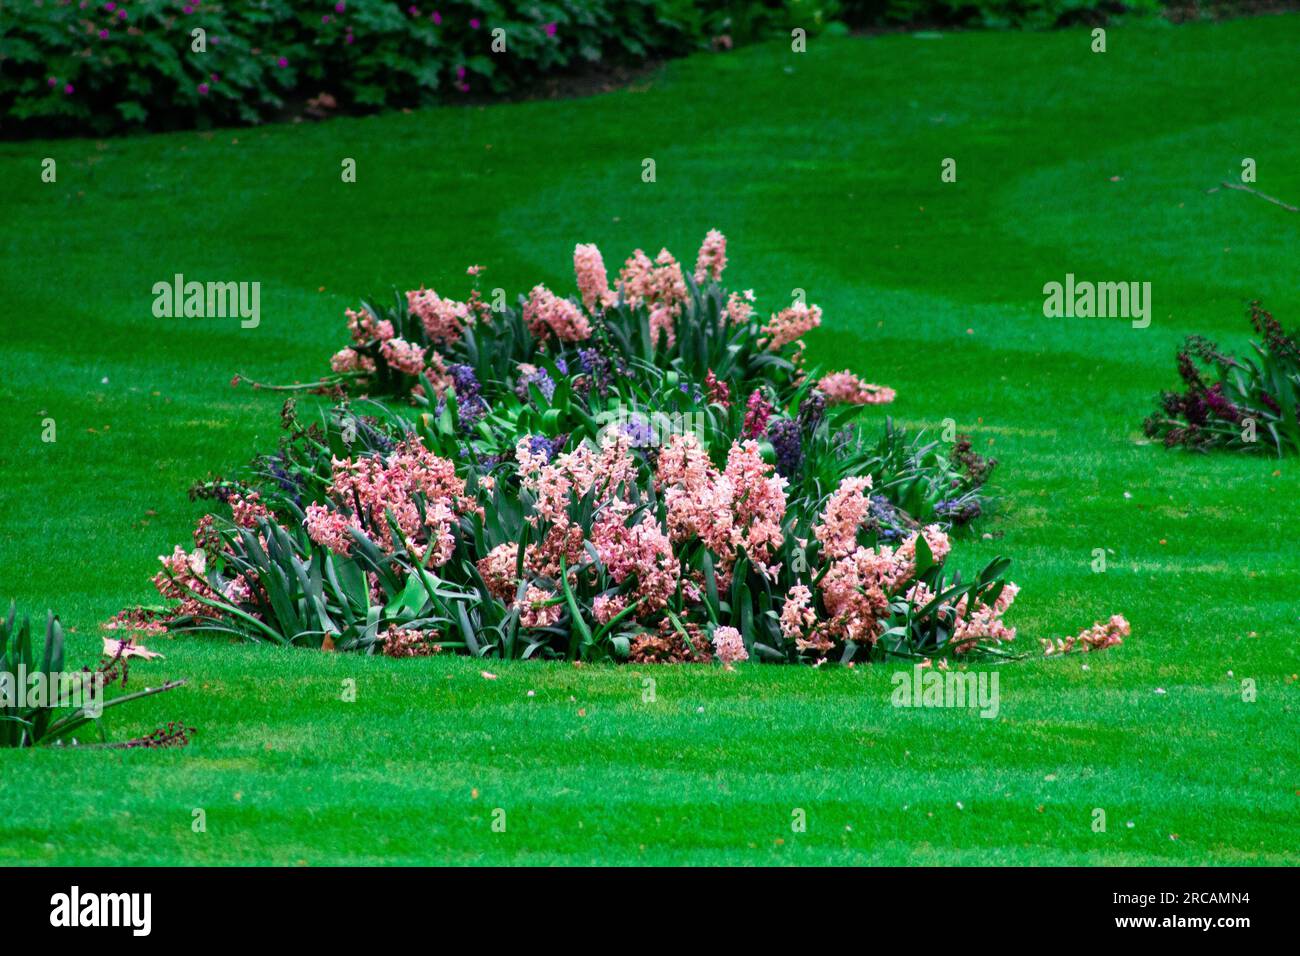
[1,16,1298,865]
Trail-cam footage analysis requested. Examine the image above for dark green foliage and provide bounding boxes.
[3,0,1213,138]
[0,0,700,136]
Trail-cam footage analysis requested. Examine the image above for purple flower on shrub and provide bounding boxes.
[525,433,566,464]
[439,363,489,428]
[1203,383,1244,423]
[870,495,906,540]
[64,83,74,95]
[553,356,568,376]
[515,366,555,403]
[99,29,109,39]
[183,4,194,13]
[277,57,288,68]
[767,418,802,478]
[578,348,613,397]
[470,18,481,29]
[336,1,347,11]
[544,22,557,37]
[623,417,654,448]
[935,498,982,525]
[432,11,442,24]
[48,77,58,87]
[118,9,127,19]
[105,2,115,10]
[436,393,487,429]
[197,82,209,95]
[448,363,480,398]
[798,389,826,434]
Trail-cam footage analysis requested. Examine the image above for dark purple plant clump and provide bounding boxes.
[951,434,997,485]
[1144,301,1300,455]
[117,723,196,749]
[935,498,983,525]
[798,389,826,434]
[515,365,556,403]
[438,363,489,428]
[767,418,803,478]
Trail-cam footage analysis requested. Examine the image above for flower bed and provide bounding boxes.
[123,231,1123,664]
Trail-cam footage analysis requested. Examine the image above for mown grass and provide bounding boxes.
[0,16,1297,865]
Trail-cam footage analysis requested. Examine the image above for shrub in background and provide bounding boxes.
[838,0,1160,29]
[0,0,699,136]
[3,0,1239,137]
[4,0,297,133]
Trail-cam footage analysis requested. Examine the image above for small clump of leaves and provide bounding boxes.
[1,603,188,749]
